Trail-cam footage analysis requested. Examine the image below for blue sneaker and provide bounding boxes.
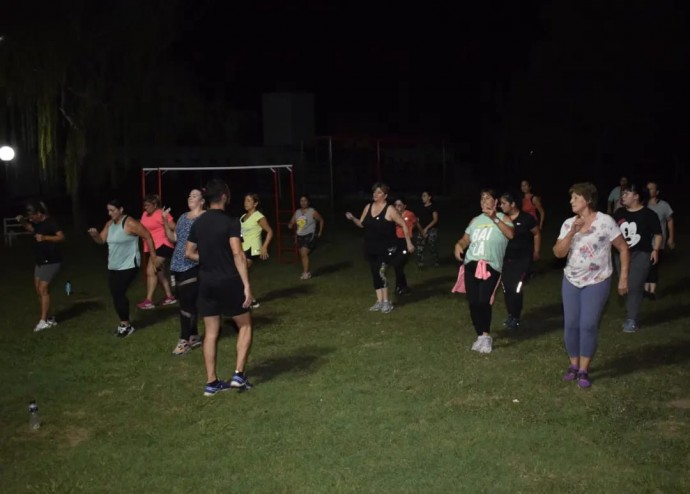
[230,372,253,391]
[204,380,231,396]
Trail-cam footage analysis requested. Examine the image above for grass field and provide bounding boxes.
[1,220,689,493]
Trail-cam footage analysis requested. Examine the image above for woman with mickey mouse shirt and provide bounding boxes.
[613,183,662,333]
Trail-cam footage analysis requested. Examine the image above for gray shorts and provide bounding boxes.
[35,263,61,283]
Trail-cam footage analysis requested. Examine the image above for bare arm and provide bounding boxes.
[88,221,111,245]
[345,204,370,228]
[258,217,273,259]
[531,226,541,261]
[533,196,545,230]
[126,218,159,268]
[612,235,629,295]
[162,208,177,243]
[667,215,675,249]
[313,210,325,237]
[423,210,439,233]
[454,233,471,261]
[287,212,296,230]
[16,216,35,233]
[185,240,199,262]
[387,207,415,253]
[230,236,253,308]
[553,218,583,258]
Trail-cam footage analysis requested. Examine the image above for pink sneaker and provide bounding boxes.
[137,299,155,310]
[160,296,178,306]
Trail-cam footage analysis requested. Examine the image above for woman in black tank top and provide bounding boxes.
[345,183,416,314]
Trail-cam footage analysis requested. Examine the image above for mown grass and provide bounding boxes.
[0,222,688,493]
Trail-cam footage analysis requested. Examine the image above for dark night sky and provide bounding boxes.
[172,0,544,139]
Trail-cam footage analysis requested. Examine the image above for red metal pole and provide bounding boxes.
[273,169,280,262]
[289,167,297,263]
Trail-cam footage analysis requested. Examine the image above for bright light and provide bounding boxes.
[0,146,15,161]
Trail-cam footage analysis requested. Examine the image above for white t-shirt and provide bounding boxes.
[558,212,621,287]
[608,187,624,212]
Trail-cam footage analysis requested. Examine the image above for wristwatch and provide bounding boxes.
[493,217,500,224]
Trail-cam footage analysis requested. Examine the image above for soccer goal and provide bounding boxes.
[140,165,297,263]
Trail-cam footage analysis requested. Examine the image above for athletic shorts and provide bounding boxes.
[155,245,174,258]
[197,277,249,318]
[244,248,260,261]
[296,233,317,251]
[35,263,61,283]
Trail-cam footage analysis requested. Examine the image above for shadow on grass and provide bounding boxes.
[597,339,690,379]
[311,260,353,277]
[55,299,105,321]
[640,302,690,327]
[251,345,336,384]
[259,285,314,303]
[135,307,177,330]
[659,276,690,298]
[400,274,457,305]
[220,313,276,336]
[501,302,563,345]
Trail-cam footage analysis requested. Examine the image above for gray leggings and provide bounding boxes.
[562,276,611,358]
[616,250,651,323]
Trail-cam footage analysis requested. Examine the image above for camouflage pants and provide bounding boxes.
[415,228,439,266]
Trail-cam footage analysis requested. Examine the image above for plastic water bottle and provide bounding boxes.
[65,281,73,296]
[29,400,41,430]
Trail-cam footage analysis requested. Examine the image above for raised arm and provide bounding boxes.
[88,221,110,245]
[553,218,583,258]
[16,215,35,233]
[345,204,370,228]
[162,208,177,243]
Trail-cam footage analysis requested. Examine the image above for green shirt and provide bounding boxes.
[464,213,513,272]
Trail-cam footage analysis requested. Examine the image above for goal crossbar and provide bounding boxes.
[140,164,297,263]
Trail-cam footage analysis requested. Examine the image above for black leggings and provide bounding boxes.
[392,238,410,289]
[108,268,139,322]
[464,261,501,335]
[366,250,394,290]
[501,256,531,319]
[172,267,199,340]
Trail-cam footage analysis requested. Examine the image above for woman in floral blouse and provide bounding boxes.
[553,183,629,389]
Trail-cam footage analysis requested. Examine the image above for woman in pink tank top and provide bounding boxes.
[137,194,177,309]
[520,180,545,230]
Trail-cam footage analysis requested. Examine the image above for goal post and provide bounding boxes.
[140,165,297,264]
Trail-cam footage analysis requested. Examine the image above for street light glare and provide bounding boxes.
[0,146,16,161]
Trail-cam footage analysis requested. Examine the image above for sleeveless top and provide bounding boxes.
[107,216,141,271]
[362,202,396,255]
[170,213,200,273]
[293,207,317,236]
[522,194,538,220]
[140,209,174,252]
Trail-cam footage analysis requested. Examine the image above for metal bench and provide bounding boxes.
[3,217,32,247]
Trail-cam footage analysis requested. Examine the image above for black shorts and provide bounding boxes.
[155,245,174,258]
[244,248,260,261]
[197,277,249,318]
[296,233,317,251]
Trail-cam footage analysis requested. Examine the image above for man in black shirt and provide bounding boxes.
[186,179,253,396]
[17,200,65,332]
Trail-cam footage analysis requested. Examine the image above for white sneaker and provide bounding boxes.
[34,320,51,332]
[471,336,483,352]
[47,317,57,327]
[478,335,493,354]
[380,300,394,314]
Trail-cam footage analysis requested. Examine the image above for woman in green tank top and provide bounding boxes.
[88,199,158,338]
